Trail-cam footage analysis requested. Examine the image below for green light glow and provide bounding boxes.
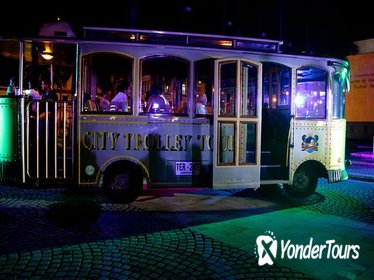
[340,67,348,80]
[0,98,18,162]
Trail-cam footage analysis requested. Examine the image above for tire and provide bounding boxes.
[284,165,318,198]
[104,165,143,204]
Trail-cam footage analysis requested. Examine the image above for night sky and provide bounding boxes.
[1,0,373,58]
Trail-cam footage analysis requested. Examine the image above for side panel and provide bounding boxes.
[290,119,347,183]
[291,120,327,175]
[78,115,213,188]
[327,119,346,170]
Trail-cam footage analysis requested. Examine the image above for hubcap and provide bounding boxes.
[112,172,130,192]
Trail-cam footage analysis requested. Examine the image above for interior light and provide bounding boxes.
[41,52,54,60]
[41,43,54,60]
[220,40,233,47]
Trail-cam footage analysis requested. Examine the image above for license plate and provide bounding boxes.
[175,161,200,176]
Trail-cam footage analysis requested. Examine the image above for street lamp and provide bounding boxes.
[41,51,54,60]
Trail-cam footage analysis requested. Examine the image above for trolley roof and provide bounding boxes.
[82,26,283,54]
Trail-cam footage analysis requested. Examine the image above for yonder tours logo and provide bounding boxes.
[255,231,360,266]
[255,231,278,266]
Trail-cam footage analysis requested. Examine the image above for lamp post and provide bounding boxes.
[41,43,54,88]
[41,51,54,88]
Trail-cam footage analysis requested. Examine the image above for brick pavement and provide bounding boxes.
[0,142,372,279]
[0,185,314,279]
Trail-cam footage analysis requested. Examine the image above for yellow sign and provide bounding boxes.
[347,53,374,121]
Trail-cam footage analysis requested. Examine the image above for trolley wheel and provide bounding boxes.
[104,166,143,204]
[284,165,317,198]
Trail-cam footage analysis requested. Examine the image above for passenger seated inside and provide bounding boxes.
[196,93,208,114]
[146,83,172,113]
[100,89,112,112]
[111,82,131,112]
[84,92,100,111]
[25,81,41,116]
[175,99,187,114]
[6,77,17,97]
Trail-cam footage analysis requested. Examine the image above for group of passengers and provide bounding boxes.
[94,82,171,114]
[6,77,57,103]
[8,77,209,115]
[83,81,209,115]
[84,82,131,112]
[142,83,208,115]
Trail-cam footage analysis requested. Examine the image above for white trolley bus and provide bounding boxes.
[0,23,351,203]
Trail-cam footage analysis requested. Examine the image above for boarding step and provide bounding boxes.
[261,150,272,164]
[260,164,281,180]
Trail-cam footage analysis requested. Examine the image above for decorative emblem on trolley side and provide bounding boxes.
[85,164,96,176]
[301,134,319,153]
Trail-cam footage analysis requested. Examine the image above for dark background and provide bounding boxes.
[1,0,373,58]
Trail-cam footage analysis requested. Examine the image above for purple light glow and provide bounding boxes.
[350,151,374,161]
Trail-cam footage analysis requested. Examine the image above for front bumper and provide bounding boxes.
[327,160,351,183]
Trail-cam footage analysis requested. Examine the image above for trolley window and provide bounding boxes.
[0,40,20,96]
[219,62,237,117]
[263,63,291,109]
[241,61,257,117]
[140,56,189,115]
[332,66,349,119]
[295,66,327,119]
[81,53,133,113]
[195,58,214,116]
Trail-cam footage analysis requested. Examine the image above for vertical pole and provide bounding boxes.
[50,60,54,90]
[19,41,26,183]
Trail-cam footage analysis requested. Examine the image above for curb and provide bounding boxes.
[348,173,374,182]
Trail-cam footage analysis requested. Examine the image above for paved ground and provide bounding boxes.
[0,177,373,279]
[0,143,373,279]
